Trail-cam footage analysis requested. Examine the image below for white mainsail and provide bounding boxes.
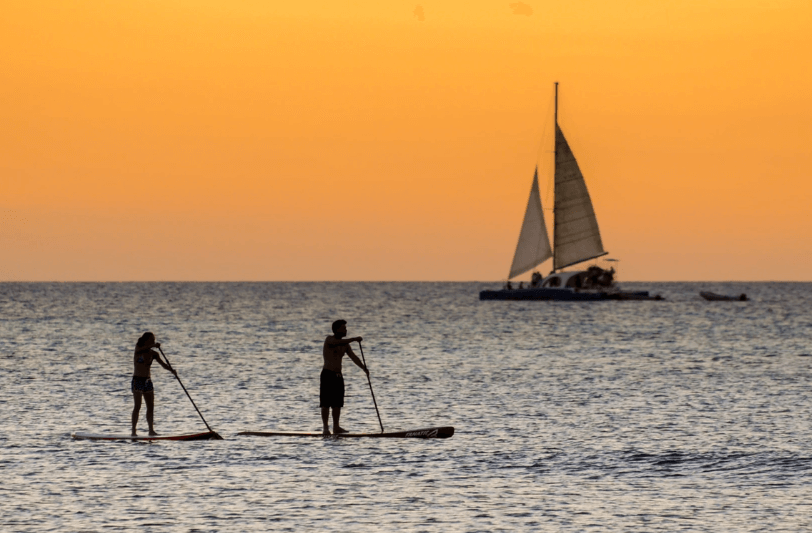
[508,168,553,279]
[553,124,606,270]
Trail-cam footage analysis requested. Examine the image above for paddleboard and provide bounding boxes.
[72,431,220,441]
[237,426,454,439]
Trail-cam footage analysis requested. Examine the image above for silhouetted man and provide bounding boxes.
[321,320,368,435]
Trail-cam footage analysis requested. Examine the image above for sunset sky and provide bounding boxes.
[2,0,810,281]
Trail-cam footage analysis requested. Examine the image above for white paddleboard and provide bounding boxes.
[237,426,454,439]
[72,431,219,441]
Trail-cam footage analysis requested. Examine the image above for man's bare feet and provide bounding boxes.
[322,428,331,436]
[148,430,159,436]
[131,431,137,437]
[334,427,349,434]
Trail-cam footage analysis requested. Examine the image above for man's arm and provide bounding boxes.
[346,345,369,376]
[326,336,363,347]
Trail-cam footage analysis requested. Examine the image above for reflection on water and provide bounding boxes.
[1,282,811,531]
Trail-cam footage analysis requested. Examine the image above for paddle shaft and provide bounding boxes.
[158,347,221,439]
[358,342,384,433]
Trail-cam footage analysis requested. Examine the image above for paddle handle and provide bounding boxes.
[358,342,384,433]
[158,347,220,438]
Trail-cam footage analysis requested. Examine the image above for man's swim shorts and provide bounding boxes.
[319,369,344,408]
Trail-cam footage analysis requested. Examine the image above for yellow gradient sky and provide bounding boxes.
[2,0,811,281]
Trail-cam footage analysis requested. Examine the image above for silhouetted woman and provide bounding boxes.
[131,332,176,436]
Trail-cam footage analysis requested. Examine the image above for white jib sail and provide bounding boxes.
[553,124,606,270]
[509,168,553,279]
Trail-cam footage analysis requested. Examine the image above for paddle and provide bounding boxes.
[157,346,223,440]
[357,341,384,433]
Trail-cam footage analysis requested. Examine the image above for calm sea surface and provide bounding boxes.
[2,282,812,531]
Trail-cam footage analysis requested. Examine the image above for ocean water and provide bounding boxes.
[1,281,812,531]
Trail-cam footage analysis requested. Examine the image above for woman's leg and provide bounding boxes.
[132,392,142,436]
[144,391,156,435]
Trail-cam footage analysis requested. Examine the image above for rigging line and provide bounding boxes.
[534,88,556,164]
[534,90,556,209]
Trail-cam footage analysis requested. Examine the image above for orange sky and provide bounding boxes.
[2,0,811,281]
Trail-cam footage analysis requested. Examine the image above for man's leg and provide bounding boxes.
[332,407,347,433]
[321,407,331,435]
[144,391,157,435]
[132,392,142,436]
[333,373,347,433]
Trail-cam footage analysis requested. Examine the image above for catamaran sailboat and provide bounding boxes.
[480,83,655,301]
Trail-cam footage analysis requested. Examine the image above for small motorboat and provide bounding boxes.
[700,291,748,301]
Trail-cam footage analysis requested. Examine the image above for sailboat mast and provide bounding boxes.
[554,82,558,125]
[553,82,558,273]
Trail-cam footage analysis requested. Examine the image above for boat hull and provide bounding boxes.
[72,431,220,441]
[237,426,455,439]
[700,291,747,301]
[479,288,653,301]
